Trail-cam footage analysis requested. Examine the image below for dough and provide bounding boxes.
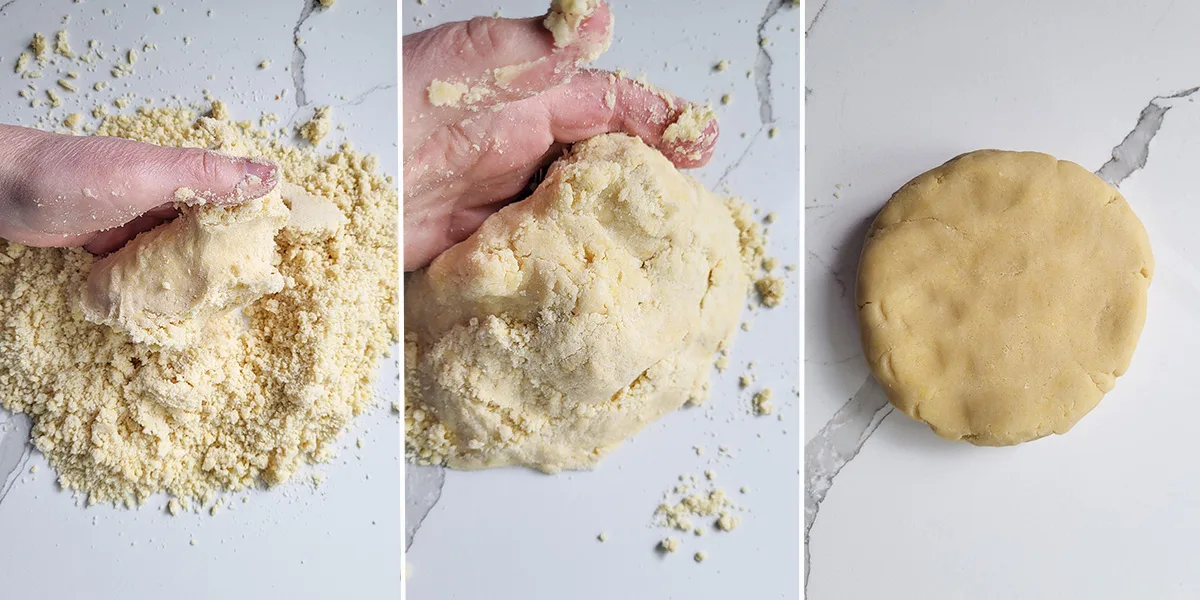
[857,150,1153,446]
[405,133,746,472]
[81,190,290,349]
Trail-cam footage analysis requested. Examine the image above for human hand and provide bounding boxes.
[0,124,279,255]
[403,1,720,271]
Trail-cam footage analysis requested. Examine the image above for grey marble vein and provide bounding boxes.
[290,0,318,109]
[715,125,767,186]
[1095,86,1200,186]
[803,376,892,590]
[0,0,23,17]
[405,463,446,550]
[753,0,790,126]
[0,412,32,507]
[807,249,847,298]
[806,0,831,36]
[339,83,397,108]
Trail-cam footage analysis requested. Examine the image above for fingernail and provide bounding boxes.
[236,157,280,201]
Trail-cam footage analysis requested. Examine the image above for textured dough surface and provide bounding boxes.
[81,191,289,349]
[857,150,1153,446]
[405,133,746,472]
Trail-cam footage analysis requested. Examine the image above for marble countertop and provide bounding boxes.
[404,1,800,598]
[806,1,1200,597]
[0,0,399,597]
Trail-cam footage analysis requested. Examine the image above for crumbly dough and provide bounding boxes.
[857,150,1153,445]
[81,191,289,349]
[405,133,747,472]
[0,107,398,505]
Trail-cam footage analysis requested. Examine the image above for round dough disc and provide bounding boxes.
[856,150,1153,445]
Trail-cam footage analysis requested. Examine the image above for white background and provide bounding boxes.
[404,1,801,599]
[0,0,400,597]
[807,0,1200,598]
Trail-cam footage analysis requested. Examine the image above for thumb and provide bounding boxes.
[403,1,613,114]
[1,128,277,247]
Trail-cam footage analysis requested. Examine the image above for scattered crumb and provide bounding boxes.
[753,388,774,415]
[768,127,780,139]
[299,105,333,144]
[167,499,181,516]
[660,537,679,553]
[755,276,784,308]
[714,59,729,72]
[694,551,706,563]
[209,100,229,120]
[153,5,163,14]
[716,513,739,532]
[597,532,607,542]
[258,59,271,70]
[57,79,77,92]
[55,30,74,58]
[63,113,83,130]
[720,93,732,105]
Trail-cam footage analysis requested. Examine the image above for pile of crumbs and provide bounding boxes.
[0,105,398,507]
[651,470,745,561]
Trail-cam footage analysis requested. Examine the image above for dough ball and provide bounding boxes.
[81,190,290,349]
[857,150,1153,446]
[405,133,746,472]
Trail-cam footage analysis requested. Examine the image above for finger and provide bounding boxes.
[13,131,278,238]
[533,69,720,167]
[82,204,178,255]
[403,1,612,114]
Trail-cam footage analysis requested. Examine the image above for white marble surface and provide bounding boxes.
[806,1,1200,597]
[403,1,800,598]
[0,1,399,597]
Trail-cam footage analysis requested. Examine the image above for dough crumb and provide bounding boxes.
[716,512,739,531]
[426,79,466,108]
[30,33,50,64]
[753,388,774,415]
[597,532,607,542]
[755,275,785,308]
[713,59,729,72]
[55,30,74,58]
[63,113,82,130]
[299,105,333,144]
[694,551,706,563]
[659,537,680,553]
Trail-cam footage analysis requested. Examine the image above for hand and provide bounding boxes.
[0,124,279,255]
[403,1,720,271]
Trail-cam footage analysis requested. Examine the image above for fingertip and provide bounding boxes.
[227,157,280,205]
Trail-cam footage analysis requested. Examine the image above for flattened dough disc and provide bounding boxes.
[857,150,1153,446]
